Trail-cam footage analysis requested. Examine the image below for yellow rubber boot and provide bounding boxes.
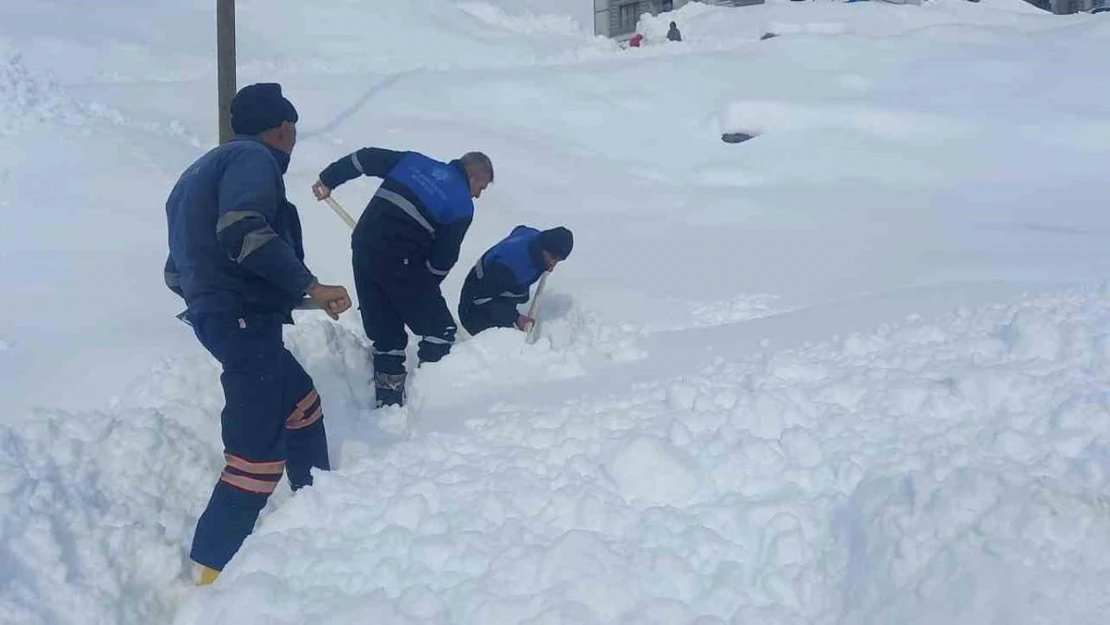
[196,564,221,586]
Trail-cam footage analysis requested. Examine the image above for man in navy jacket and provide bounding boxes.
[313,148,493,407]
[164,82,351,585]
[458,226,573,336]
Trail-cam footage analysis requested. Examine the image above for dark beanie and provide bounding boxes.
[230,82,299,135]
[539,227,573,259]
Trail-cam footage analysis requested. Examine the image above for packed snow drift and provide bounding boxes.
[4,0,1110,623]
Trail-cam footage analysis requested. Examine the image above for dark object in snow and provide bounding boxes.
[667,21,683,42]
[761,32,778,41]
[721,132,755,144]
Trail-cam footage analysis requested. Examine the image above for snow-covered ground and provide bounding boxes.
[4,0,1110,623]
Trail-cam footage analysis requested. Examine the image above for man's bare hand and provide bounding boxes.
[307,281,351,320]
[515,314,535,332]
[312,180,331,201]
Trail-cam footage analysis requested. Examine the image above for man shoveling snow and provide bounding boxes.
[312,148,493,407]
[458,225,573,337]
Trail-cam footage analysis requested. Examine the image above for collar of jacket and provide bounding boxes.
[527,237,547,274]
[449,159,470,185]
[230,134,291,174]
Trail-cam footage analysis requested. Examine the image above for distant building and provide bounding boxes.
[593,0,765,39]
[1049,0,1104,13]
[595,0,1109,34]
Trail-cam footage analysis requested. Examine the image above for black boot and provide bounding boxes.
[374,371,406,408]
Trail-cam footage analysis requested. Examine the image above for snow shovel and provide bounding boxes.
[524,271,549,345]
[324,196,357,230]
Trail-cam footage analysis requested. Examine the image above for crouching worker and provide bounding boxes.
[458,226,573,336]
[163,83,352,585]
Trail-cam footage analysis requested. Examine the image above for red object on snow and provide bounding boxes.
[629,33,643,47]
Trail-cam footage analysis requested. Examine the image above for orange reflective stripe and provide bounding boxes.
[220,471,278,494]
[295,389,319,413]
[286,389,321,427]
[287,405,323,430]
[224,454,284,475]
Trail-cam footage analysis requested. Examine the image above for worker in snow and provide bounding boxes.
[629,33,644,48]
[163,82,351,586]
[667,21,683,42]
[458,225,573,336]
[312,148,493,407]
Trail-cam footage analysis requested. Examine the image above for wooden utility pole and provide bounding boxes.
[217,0,236,144]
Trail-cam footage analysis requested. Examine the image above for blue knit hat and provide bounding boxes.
[230,83,298,135]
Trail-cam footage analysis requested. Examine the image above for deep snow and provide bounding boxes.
[4,0,1110,623]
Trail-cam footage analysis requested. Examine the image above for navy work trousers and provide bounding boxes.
[188,312,330,571]
[457,299,514,336]
[352,248,456,405]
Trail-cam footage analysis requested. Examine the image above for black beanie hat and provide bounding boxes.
[230,83,299,136]
[539,227,573,259]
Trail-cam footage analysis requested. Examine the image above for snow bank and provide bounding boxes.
[0,55,91,135]
[931,0,1051,15]
[0,0,600,84]
[722,99,969,143]
[640,293,789,332]
[234,0,610,78]
[8,0,1110,418]
[11,285,1110,625]
[171,286,1110,624]
[457,3,590,37]
[5,0,1110,623]
[0,56,204,418]
[0,356,221,624]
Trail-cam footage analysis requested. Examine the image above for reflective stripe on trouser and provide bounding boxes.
[353,251,459,405]
[458,299,513,336]
[418,331,454,363]
[187,312,330,571]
